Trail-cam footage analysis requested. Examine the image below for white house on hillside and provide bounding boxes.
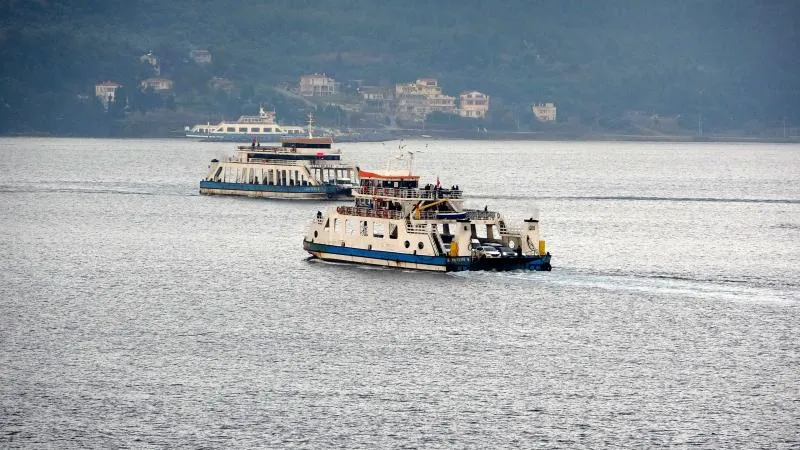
[95,81,122,110]
[532,103,557,122]
[140,77,174,92]
[299,73,337,97]
[458,91,490,118]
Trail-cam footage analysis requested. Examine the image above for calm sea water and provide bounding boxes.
[1,137,798,447]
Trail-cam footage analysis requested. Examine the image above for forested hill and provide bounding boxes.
[1,0,798,136]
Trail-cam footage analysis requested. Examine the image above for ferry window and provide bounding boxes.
[404,240,410,248]
[389,224,398,239]
[251,127,260,132]
[334,218,340,232]
[324,218,330,228]
[360,221,369,236]
[373,222,384,238]
[227,127,235,132]
[239,127,247,132]
[418,242,424,250]
[345,219,355,235]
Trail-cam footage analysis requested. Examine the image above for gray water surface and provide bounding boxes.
[1,138,798,447]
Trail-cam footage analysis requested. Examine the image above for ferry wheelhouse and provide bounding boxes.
[303,170,552,271]
[186,107,306,141]
[200,135,358,200]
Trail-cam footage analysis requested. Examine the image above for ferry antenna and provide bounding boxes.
[306,111,314,138]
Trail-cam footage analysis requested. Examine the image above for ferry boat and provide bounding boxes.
[302,169,552,272]
[199,134,358,200]
[186,106,306,141]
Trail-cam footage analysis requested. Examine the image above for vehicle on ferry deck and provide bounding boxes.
[475,246,501,258]
[303,167,552,272]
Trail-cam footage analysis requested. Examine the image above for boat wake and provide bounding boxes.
[0,184,190,197]
[453,267,800,304]
[465,193,800,205]
[772,222,800,230]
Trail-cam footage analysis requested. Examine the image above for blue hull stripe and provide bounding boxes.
[304,240,551,272]
[200,181,344,194]
[304,240,471,267]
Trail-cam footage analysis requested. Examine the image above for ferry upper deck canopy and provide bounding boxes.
[358,170,420,188]
[280,137,333,149]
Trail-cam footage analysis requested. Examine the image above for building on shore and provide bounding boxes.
[300,73,338,97]
[95,81,122,110]
[394,78,456,121]
[140,77,174,92]
[532,103,557,122]
[458,91,490,118]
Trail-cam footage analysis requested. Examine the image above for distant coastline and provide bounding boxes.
[3,129,797,144]
[363,129,800,144]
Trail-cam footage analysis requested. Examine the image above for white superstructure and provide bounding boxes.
[186,106,306,141]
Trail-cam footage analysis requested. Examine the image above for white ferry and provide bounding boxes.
[186,106,306,141]
[200,134,358,200]
[303,169,552,272]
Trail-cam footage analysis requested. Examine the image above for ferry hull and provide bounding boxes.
[187,132,297,142]
[303,240,551,272]
[199,181,351,200]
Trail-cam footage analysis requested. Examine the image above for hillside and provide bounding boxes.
[0,0,798,137]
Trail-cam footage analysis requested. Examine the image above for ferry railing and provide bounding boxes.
[239,147,343,155]
[411,210,442,221]
[355,186,462,200]
[498,223,522,236]
[234,159,354,170]
[308,161,356,169]
[333,206,442,227]
[335,206,405,220]
[464,209,501,221]
[406,224,430,234]
[242,159,301,166]
[404,217,431,234]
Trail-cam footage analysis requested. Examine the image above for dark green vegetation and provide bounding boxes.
[1,0,798,137]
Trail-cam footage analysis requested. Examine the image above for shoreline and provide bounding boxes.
[1,130,798,144]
